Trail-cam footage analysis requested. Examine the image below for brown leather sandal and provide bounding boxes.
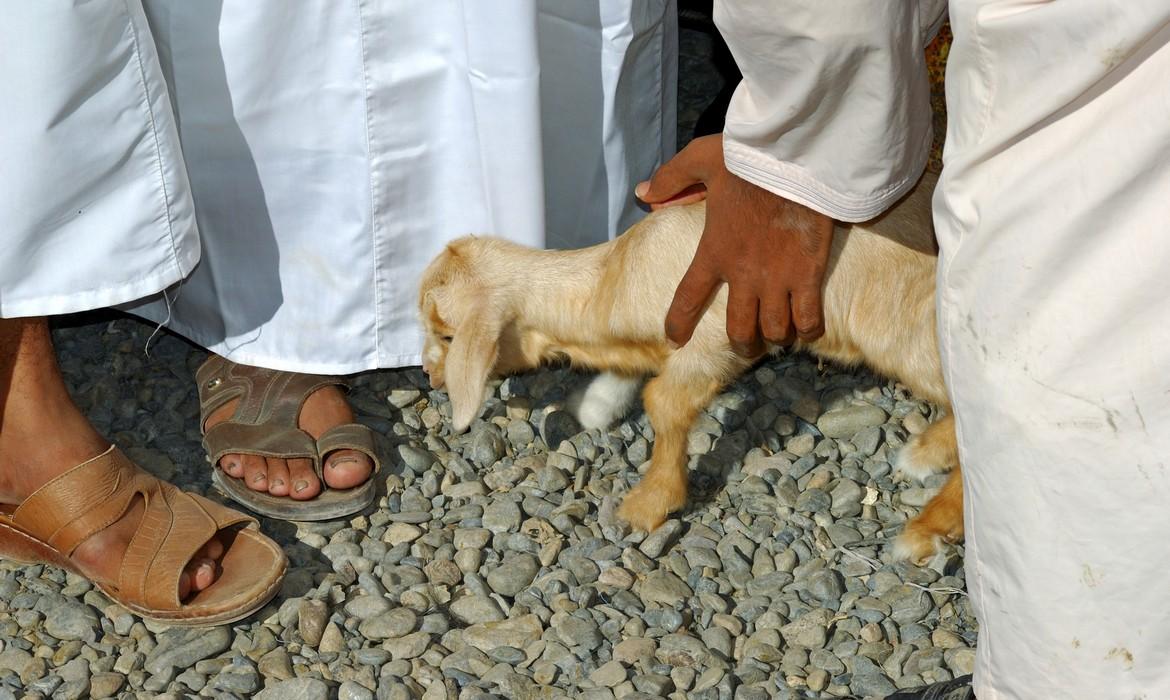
[197,356,381,521]
[0,446,286,626]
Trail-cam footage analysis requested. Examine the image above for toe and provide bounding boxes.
[265,459,291,496]
[322,449,374,489]
[187,557,219,592]
[198,537,225,561]
[240,454,268,492]
[287,459,321,500]
[219,454,244,478]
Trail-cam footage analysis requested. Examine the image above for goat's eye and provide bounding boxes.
[440,335,454,343]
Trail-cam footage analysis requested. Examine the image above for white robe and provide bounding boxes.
[717,1,1170,698]
[0,0,676,373]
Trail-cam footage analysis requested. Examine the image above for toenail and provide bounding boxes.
[272,479,284,486]
[294,480,309,492]
[251,474,266,483]
[328,456,358,469]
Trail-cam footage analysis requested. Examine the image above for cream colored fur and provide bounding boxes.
[419,171,960,560]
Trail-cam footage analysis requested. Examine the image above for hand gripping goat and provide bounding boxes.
[418,171,960,562]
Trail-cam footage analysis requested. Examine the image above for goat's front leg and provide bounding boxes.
[618,367,723,532]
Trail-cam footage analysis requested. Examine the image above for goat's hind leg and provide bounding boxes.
[618,365,722,532]
[893,466,965,563]
[895,413,958,481]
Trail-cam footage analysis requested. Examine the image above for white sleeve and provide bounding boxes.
[715,1,945,222]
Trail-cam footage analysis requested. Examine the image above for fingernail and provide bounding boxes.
[294,480,309,492]
[635,181,649,199]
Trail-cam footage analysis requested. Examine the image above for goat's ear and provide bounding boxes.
[446,296,505,433]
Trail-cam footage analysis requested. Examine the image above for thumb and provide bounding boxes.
[636,136,719,204]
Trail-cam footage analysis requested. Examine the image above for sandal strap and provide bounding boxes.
[122,484,252,611]
[13,446,143,554]
[316,423,382,474]
[12,447,256,611]
[197,356,346,433]
[203,423,319,469]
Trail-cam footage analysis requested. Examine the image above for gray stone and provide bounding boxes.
[541,410,581,450]
[795,488,831,513]
[89,672,126,699]
[384,631,431,660]
[470,425,507,467]
[346,593,394,620]
[590,660,627,687]
[211,664,260,694]
[487,553,539,597]
[463,615,543,653]
[613,638,657,664]
[780,609,832,649]
[388,388,422,409]
[817,405,888,438]
[43,601,99,642]
[397,445,437,474]
[340,680,376,700]
[255,677,330,700]
[851,671,897,698]
[483,500,522,534]
[144,626,232,676]
[451,595,505,625]
[638,570,692,607]
[639,519,683,558]
[555,615,602,648]
[886,586,934,625]
[298,599,330,646]
[258,648,294,681]
[830,479,864,517]
[359,608,418,640]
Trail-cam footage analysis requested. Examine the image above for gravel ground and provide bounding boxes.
[0,22,975,700]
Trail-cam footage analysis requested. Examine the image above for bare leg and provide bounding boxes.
[0,318,220,599]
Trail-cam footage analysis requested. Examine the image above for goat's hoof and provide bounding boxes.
[891,530,940,565]
[894,438,946,482]
[618,481,684,533]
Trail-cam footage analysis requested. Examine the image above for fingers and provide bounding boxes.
[725,283,764,358]
[665,257,721,347]
[791,285,826,341]
[636,135,720,204]
[643,183,709,210]
[759,285,796,346]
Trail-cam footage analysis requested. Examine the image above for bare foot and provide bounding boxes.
[0,318,223,600]
[204,368,374,501]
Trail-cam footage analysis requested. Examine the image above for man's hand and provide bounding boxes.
[636,135,835,357]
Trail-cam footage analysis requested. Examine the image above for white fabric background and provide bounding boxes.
[717,1,1170,697]
[0,0,676,373]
